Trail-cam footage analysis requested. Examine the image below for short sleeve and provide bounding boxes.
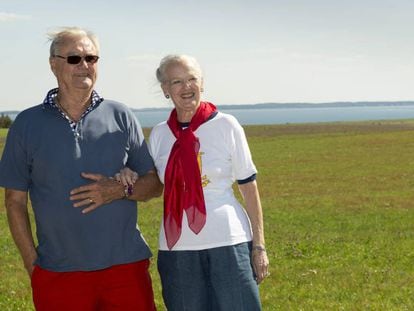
[229,116,257,180]
[0,121,31,191]
[125,111,155,175]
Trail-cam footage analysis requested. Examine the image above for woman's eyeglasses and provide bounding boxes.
[53,55,100,65]
[168,77,199,88]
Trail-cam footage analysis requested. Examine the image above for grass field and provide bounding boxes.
[1,121,414,310]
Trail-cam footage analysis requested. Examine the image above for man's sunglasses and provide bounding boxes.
[53,55,100,65]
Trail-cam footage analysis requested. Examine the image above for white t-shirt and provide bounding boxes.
[149,112,257,251]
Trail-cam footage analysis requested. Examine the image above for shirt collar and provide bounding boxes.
[42,87,104,108]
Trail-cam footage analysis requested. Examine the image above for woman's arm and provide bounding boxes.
[238,180,270,284]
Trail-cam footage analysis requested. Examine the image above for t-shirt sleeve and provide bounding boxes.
[125,111,155,176]
[0,121,31,191]
[229,116,257,180]
[237,173,257,185]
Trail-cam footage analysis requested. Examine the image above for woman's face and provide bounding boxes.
[162,61,203,117]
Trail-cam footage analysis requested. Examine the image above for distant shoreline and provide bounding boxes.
[133,101,414,112]
[2,101,414,115]
[213,101,414,110]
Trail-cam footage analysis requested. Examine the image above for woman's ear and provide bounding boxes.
[161,84,169,98]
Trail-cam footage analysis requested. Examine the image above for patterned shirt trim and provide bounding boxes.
[42,88,104,136]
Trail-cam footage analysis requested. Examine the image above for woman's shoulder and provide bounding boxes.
[208,111,242,129]
[151,120,168,131]
[149,120,169,138]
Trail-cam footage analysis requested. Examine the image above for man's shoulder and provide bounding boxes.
[98,99,137,118]
[100,99,130,112]
[18,104,44,115]
[97,99,145,129]
[13,104,46,124]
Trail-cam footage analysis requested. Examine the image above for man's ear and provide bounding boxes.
[49,57,58,77]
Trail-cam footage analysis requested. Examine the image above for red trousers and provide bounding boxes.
[31,260,156,311]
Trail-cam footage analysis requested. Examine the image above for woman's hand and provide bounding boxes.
[252,247,270,284]
[114,167,139,187]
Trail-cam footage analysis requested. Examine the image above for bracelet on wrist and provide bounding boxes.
[123,184,133,199]
[252,245,266,252]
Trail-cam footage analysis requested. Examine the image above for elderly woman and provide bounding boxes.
[121,54,269,310]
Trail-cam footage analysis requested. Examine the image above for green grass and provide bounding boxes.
[1,121,414,310]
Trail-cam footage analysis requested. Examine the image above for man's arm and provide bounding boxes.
[5,189,37,277]
[70,170,163,214]
[126,170,164,201]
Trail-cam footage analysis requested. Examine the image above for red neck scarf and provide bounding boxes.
[164,102,217,249]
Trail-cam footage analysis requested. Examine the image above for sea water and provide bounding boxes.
[134,105,414,128]
[5,105,414,128]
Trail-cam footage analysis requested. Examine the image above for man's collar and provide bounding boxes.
[42,88,104,107]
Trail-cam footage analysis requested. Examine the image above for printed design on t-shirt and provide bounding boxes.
[197,152,210,187]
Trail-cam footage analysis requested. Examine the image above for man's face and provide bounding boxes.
[50,36,99,92]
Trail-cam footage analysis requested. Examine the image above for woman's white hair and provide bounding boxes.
[47,26,100,57]
[156,54,203,84]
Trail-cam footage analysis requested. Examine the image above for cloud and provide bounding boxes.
[0,12,31,22]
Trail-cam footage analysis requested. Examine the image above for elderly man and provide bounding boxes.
[0,27,162,310]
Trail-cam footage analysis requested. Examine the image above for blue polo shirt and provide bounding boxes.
[0,91,154,272]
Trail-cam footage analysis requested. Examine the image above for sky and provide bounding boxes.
[1,0,413,111]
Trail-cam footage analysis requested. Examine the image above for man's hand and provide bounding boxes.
[70,172,124,214]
